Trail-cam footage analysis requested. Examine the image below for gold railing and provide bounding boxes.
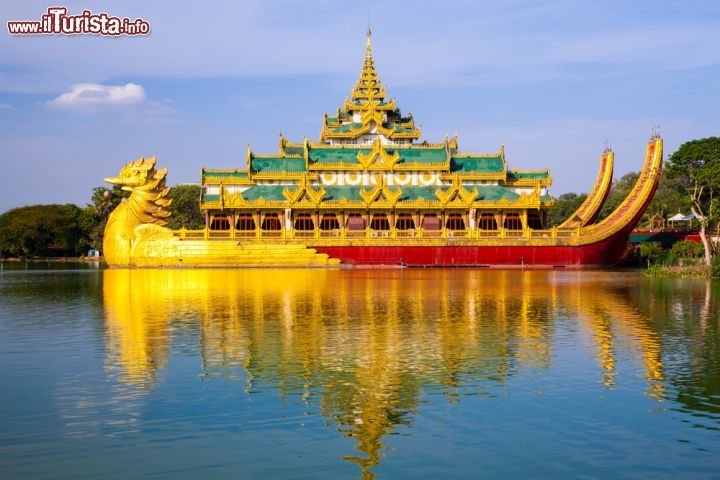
[319,230,342,238]
[174,226,586,242]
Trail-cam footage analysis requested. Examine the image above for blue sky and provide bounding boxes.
[1,0,719,211]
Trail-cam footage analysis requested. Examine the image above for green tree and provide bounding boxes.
[639,241,664,265]
[666,137,720,265]
[85,185,130,250]
[669,239,704,261]
[593,170,689,228]
[548,192,587,227]
[597,172,639,221]
[0,204,88,257]
[167,184,204,230]
[646,171,691,221]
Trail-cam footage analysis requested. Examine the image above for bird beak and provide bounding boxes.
[104,176,121,184]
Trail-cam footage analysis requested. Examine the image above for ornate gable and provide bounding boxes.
[357,139,400,170]
[283,173,326,206]
[359,175,403,207]
[435,174,478,207]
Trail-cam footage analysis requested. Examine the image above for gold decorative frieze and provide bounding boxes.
[283,173,326,206]
[359,176,403,207]
[356,138,400,170]
[435,174,478,206]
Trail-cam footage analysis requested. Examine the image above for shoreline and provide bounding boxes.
[646,264,716,279]
[1,256,103,263]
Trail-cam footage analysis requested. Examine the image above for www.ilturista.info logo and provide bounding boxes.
[7,7,150,36]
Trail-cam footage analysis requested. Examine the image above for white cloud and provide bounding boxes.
[47,83,146,109]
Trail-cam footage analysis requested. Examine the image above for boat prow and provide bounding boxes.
[558,148,614,229]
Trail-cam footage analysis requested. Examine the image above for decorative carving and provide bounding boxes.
[102,156,173,266]
[283,173,326,206]
[359,175,403,206]
[357,138,400,170]
[435,174,478,206]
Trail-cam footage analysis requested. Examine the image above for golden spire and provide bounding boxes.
[352,28,384,102]
[320,29,421,142]
[366,27,372,58]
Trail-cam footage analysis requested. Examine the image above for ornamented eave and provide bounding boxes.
[356,138,400,169]
[359,176,403,207]
[435,174,479,206]
[283,173,326,206]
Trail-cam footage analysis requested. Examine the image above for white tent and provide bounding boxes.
[668,212,700,228]
[668,213,688,222]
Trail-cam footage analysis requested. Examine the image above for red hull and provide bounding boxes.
[316,232,633,267]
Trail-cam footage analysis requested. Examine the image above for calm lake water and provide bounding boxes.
[1,265,719,479]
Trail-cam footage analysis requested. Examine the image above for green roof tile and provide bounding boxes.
[309,148,370,165]
[507,171,550,180]
[281,145,304,156]
[398,186,440,201]
[450,155,505,173]
[393,148,446,164]
[250,156,306,173]
[232,184,523,204]
[322,186,364,202]
[202,170,249,179]
[476,186,519,201]
[240,185,287,201]
[308,146,447,166]
[329,122,364,133]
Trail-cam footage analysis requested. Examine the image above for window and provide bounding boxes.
[262,213,281,231]
[395,213,415,230]
[504,213,522,230]
[421,214,441,230]
[294,213,315,231]
[479,213,497,230]
[235,213,256,231]
[527,212,543,230]
[446,213,466,230]
[210,215,230,230]
[320,214,340,230]
[346,213,366,231]
[370,214,390,231]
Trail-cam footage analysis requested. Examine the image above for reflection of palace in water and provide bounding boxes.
[103,269,675,478]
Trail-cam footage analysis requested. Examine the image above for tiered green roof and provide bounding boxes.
[199,32,553,209]
[319,29,421,141]
[202,143,514,179]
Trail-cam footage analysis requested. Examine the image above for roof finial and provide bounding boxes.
[366,25,372,57]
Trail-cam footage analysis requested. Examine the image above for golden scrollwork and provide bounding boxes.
[435,174,478,206]
[283,173,327,206]
[359,175,403,206]
[357,138,400,170]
